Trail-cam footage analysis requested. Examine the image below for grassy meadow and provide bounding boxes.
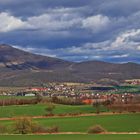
[0,104,107,118]
[0,114,139,132]
[0,134,139,140]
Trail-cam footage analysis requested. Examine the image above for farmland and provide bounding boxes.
[0,84,139,139]
[113,85,140,94]
[36,114,140,132]
[0,104,107,118]
[0,114,140,132]
[0,134,140,140]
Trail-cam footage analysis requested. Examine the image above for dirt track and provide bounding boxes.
[0,112,134,121]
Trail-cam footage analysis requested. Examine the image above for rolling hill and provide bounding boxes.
[0,44,140,86]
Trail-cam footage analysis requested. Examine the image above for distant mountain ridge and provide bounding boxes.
[0,44,71,70]
[0,44,140,86]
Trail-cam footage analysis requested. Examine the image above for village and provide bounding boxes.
[0,82,139,105]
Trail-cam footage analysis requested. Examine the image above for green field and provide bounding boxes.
[1,114,140,132]
[0,104,107,118]
[36,114,140,132]
[0,134,139,140]
[113,85,140,94]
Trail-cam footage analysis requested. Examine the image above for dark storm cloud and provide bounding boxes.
[98,0,140,17]
[0,0,93,17]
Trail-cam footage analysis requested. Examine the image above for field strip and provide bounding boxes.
[33,132,140,135]
[0,132,140,135]
[0,112,132,121]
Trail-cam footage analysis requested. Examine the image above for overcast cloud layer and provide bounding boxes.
[0,0,140,63]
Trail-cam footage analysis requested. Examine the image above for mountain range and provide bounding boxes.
[0,44,140,86]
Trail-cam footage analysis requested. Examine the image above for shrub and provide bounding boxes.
[31,123,47,133]
[93,102,101,114]
[46,126,59,133]
[32,124,59,134]
[87,125,106,134]
[0,124,8,134]
[35,94,43,103]
[13,117,33,134]
[12,117,59,134]
[45,103,55,116]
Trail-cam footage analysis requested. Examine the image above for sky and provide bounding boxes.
[0,0,140,63]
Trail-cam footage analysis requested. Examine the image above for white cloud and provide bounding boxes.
[0,8,83,32]
[0,10,111,34]
[0,12,26,32]
[27,12,110,33]
[14,29,140,62]
[112,54,129,58]
[111,29,140,50]
[27,12,82,31]
[82,14,110,33]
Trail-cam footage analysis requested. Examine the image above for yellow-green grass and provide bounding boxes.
[0,104,107,118]
[1,114,140,132]
[0,134,140,140]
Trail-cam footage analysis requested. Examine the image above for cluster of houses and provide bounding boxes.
[0,83,139,104]
[17,86,139,104]
[82,93,136,104]
[27,84,74,92]
[125,80,140,85]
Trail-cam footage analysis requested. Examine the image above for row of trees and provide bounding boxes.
[0,95,84,107]
[0,98,39,106]
[51,96,84,105]
[93,100,140,114]
[108,104,140,113]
